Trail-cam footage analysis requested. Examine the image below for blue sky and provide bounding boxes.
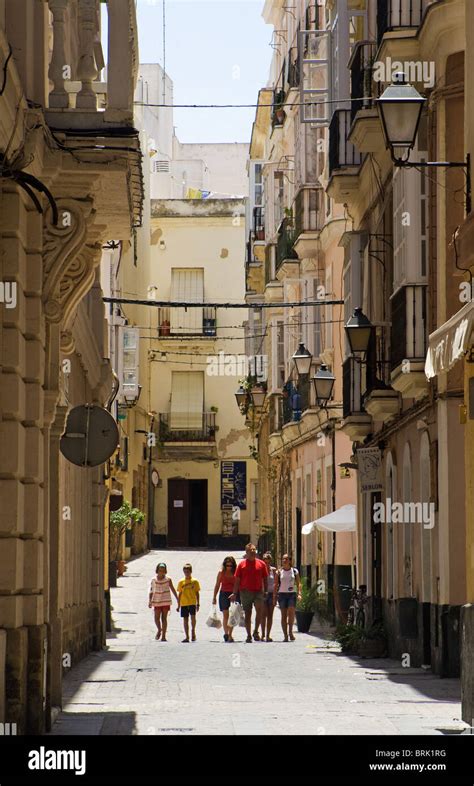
[134,0,272,143]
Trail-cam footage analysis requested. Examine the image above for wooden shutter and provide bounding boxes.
[170,268,204,334]
[170,371,204,430]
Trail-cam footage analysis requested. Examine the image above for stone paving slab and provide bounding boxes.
[49,549,464,736]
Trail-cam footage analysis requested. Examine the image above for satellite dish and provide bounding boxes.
[60,404,119,467]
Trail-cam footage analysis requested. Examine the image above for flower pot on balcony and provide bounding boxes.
[274,108,286,125]
[256,229,265,241]
[159,320,170,336]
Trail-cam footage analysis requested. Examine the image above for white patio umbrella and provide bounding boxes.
[302,504,356,535]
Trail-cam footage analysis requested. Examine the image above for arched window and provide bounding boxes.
[385,452,398,599]
[402,442,413,597]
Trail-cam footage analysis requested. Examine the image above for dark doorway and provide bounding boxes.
[371,491,382,620]
[422,602,432,665]
[189,480,208,547]
[167,479,208,547]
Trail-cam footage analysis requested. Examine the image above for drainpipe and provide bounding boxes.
[147,414,155,550]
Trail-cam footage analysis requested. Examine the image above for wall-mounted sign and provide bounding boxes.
[173,500,184,508]
[357,447,383,492]
[221,461,247,510]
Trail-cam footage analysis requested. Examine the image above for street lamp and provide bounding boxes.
[235,385,247,410]
[377,72,425,163]
[250,386,266,408]
[292,342,313,376]
[344,307,374,356]
[312,363,335,406]
[377,72,471,213]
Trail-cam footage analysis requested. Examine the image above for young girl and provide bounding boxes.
[212,556,238,642]
[148,562,178,641]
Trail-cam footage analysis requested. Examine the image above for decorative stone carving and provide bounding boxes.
[43,198,103,352]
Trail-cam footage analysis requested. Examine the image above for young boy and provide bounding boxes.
[177,563,201,642]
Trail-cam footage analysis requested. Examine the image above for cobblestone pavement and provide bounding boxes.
[49,549,465,736]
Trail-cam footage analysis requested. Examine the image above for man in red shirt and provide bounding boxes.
[230,543,268,642]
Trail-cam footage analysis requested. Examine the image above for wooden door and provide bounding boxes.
[168,479,189,546]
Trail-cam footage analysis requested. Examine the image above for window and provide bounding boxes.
[120,327,139,398]
[392,131,428,291]
[170,268,204,334]
[420,433,432,603]
[254,163,263,206]
[274,172,284,231]
[170,371,204,430]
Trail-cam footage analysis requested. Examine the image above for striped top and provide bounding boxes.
[150,576,172,606]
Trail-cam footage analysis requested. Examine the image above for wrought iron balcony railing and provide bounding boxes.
[157,307,217,337]
[350,41,379,125]
[294,186,324,240]
[329,109,363,176]
[159,412,216,442]
[276,217,298,272]
[377,0,440,44]
[390,285,427,370]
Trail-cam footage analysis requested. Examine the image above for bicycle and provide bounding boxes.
[340,584,368,628]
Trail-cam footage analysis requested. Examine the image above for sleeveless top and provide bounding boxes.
[150,576,172,606]
[267,566,277,593]
[277,567,299,593]
[220,570,235,592]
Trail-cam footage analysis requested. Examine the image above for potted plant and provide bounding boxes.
[109,500,145,583]
[333,622,365,655]
[358,622,387,658]
[295,577,317,633]
[273,89,286,125]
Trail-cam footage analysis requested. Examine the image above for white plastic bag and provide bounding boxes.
[206,604,222,629]
[228,602,242,628]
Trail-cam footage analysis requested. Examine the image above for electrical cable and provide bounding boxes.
[103,296,344,309]
[133,96,377,110]
[0,45,12,96]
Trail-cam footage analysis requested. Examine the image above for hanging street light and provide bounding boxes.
[312,363,335,406]
[235,384,247,410]
[344,307,374,357]
[376,72,471,213]
[377,72,425,163]
[292,342,313,376]
[250,385,266,408]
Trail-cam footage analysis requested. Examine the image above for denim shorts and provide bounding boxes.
[180,605,196,617]
[219,591,233,611]
[264,592,275,608]
[278,592,296,609]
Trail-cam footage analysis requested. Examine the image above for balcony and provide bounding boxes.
[390,285,429,399]
[275,217,299,277]
[271,89,286,129]
[293,186,324,259]
[341,357,372,441]
[377,0,440,43]
[287,47,301,89]
[327,109,363,202]
[363,330,400,422]
[348,41,384,155]
[46,0,138,127]
[157,307,217,338]
[158,413,217,442]
[253,206,265,241]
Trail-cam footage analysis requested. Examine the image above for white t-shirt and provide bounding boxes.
[278,567,299,593]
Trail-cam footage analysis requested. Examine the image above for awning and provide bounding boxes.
[302,504,356,535]
[425,301,474,379]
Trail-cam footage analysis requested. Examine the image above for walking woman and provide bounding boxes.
[260,552,277,641]
[274,554,302,641]
[212,556,238,642]
[148,562,179,641]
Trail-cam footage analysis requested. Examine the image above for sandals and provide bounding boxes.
[246,635,252,643]
[253,631,261,641]
[266,636,273,642]
[182,638,190,643]
[289,633,295,641]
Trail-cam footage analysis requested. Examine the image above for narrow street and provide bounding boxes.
[49,551,463,737]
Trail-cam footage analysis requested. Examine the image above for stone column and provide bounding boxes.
[48,0,70,108]
[76,0,99,109]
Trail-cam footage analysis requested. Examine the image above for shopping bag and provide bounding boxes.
[206,604,222,629]
[228,602,242,628]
